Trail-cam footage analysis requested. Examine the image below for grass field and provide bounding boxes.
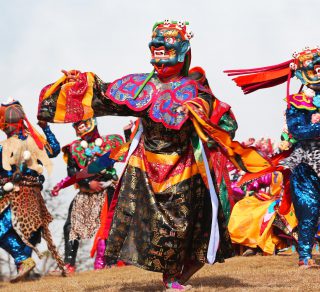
[1,255,319,291]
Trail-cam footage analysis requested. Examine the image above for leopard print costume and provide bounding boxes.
[70,190,107,241]
[282,140,320,177]
[0,176,65,272]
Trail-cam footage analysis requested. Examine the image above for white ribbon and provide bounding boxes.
[122,124,220,263]
[199,139,220,264]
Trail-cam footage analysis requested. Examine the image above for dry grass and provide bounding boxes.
[1,255,320,291]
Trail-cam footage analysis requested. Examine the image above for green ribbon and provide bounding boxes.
[133,70,154,99]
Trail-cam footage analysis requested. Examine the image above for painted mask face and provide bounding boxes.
[149,23,190,67]
[73,118,97,137]
[293,48,320,90]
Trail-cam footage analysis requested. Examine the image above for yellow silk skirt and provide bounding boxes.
[228,196,297,254]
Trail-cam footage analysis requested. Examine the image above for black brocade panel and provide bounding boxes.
[38,90,60,122]
[142,114,193,155]
[105,165,211,274]
[105,164,234,274]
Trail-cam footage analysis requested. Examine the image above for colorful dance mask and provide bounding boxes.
[149,20,193,72]
[291,47,320,90]
[0,99,26,136]
[73,118,97,138]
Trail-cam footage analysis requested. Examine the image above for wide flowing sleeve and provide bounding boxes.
[37,72,148,123]
[208,97,238,139]
[185,100,272,173]
[218,111,238,139]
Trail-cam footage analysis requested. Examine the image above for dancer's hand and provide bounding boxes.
[89,180,104,192]
[311,112,320,124]
[99,181,113,189]
[61,69,79,82]
[176,105,189,115]
[51,185,60,197]
[278,140,291,151]
[37,120,48,128]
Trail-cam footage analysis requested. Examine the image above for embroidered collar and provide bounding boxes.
[106,73,200,130]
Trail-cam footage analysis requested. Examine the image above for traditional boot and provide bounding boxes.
[63,239,79,275]
[49,263,76,276]
[10,257,36,283]
[65,263,76,274]
[163,274,192,291]
[116,260,126,267]
[94,239,106,270]
[298,258,320,269]
[242,247,257,257]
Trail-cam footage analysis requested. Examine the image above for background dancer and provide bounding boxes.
[0,99,65,282]
[51,118,123,273]
[225,46,320,268]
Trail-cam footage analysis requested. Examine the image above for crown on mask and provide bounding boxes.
[152,19,194,40]
[290,46,320,70]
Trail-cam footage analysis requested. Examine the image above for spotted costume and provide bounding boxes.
[51,123,124,271]
[0,100,65,281]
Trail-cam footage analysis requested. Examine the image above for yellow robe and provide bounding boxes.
[228,172,297,254]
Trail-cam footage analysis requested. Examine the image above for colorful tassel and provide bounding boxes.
[224,60,293,94]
